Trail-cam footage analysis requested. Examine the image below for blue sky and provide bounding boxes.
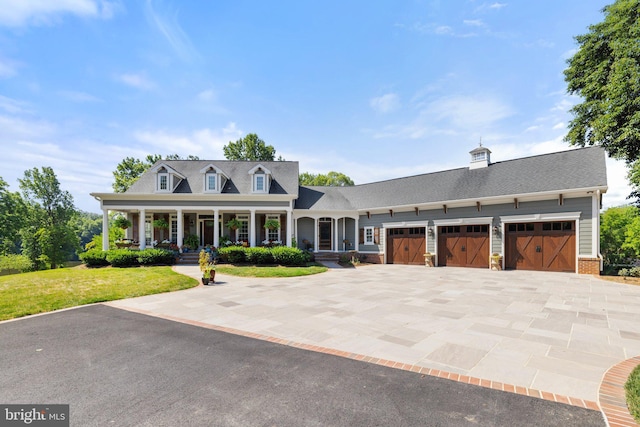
[0,0,628,213]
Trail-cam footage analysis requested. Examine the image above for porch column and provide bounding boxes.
[213,209,220,248]
[102,209,109,251]
[126,213,133,240]
[314,217,319,252]
[250,209,256,247]
[333,217,339,252]
[342,218,346,251]
[139,209,146,250]
[286,209,292,247]
[176,209,184,248]
[354,217,359,252]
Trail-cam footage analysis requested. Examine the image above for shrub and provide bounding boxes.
[619,267,640,277]
[218,246,246,264]
[270,246,309,266]
[106,249,140,267]
[138,248,176,266]
[80,249,110,267]
[245,247,274,264]
[626,364,640,423]
[0,254,35,274]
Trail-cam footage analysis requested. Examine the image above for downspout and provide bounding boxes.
[597,189,603,272]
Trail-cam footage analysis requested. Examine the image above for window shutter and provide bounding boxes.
[374,228,380,244]
[359,228,364,244]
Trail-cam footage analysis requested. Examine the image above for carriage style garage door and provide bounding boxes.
[437,225,490,268]
[387,228,426,265]
[505,221,575,272]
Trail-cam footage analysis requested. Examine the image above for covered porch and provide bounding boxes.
[293,214,360,253]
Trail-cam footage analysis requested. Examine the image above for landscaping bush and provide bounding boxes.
[244,247,274,264]
[137,248,176,266]
[79,249,110,267]
[618,267,640,277]
[218,246,246,264]
[0,254,35,274]
[626,365,640,423]
[271,246,309,266]
[106,249,140,267]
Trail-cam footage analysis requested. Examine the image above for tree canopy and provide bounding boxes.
[600,205,640,266]
[223,133,280,161]
[564,0,640,162]
[299,171,355,186]
[0,177,27,255]
[112,154,200,193]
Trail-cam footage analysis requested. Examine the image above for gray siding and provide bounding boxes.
[356,196,594,256]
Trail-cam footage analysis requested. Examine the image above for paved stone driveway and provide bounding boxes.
[108,264,640,404]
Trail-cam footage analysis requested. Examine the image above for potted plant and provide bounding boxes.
[424,252,434,267]
[225,218,242,230]
[113,216,132,230]
[184,234,199,251]
[199,249,216,285]
[153,218,170,229]
[263,218,280,230]
[202,264,216,285]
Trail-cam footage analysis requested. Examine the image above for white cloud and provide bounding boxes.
[423,94,514,129]
[463,19,486,28]
[370,93,400,114]
[490,2,507,9]
[58,90,102,103]
[144,0,199,61]
[197,89,216,101]
[0,0,119,27]
[116,73,155,90]
[0,56,20,78]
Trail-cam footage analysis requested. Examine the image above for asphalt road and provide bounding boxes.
[0,305,605,427]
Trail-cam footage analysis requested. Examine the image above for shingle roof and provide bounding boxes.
[294,147,607,211]
[126,160,299,196]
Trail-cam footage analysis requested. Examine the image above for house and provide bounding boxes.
[91,145,608,274]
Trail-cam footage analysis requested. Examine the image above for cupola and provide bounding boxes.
[469,144,491,169]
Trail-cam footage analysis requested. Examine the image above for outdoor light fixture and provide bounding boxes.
[493,225,499,236]
[428,227,434,236]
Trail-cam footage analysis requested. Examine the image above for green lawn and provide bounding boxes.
[0,266,198,321]
[627,364,640,422]
[215,264,328,278]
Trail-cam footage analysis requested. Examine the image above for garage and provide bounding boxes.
[505,222,575,272]
[437,225,490,268]
[387,227,426,265]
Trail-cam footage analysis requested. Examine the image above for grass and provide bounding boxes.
[626,365,640,423]
[0,266,198,321]
[215,264,328,278]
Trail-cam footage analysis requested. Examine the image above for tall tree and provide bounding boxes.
[18,167,78,269]
[112,154,200,193]
[223,133,279,161]
[564,0,640,162]
[0,177,27,254]
[600,205,638,266]
[299,171,355,186]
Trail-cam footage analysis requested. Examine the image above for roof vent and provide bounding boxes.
[469,143,491,170]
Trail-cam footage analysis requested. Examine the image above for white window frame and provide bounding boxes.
[157,173,170,192]
[170,214,178,243]
[472,152,486,162]
[266,214,281,241]
[254,174,266,193]
[364,226,374,245]
[236,214,249,242]
[205,172,218,192]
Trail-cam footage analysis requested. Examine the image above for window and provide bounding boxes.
[472,152,486,162]
[364,226,374,244]
[266,215,280,241]
[158,173,169,191]
[206,173,217,192]
[236,214,249,242]
[254,175,265,192]
[170,215,178,243]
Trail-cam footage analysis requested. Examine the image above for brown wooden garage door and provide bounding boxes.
[505,222,575,272]
[438,225,490,268]
[387,228,426,265]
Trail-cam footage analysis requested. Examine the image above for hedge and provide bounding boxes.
[80,249,110,267]
[0,254,35,274]
[80,248,176,268]
[218,246,309,266]
[106,249,140,267]
[137,248,176,266]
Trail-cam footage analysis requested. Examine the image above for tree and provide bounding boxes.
[70,211,102,251]
[299,171,355,186]
[18,167,79,269]
[223,133,279,161]
[0,177,27,254]
[564,0,640,162]
[600,205,638,266]
[112,154,200,193]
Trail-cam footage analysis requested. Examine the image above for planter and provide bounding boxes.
[202,270,216,285]
[490,255,503,271]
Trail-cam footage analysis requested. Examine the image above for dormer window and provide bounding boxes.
[472,152,486,162]
[469,145,492,170]
[151,163,186,193]
[200,164,227,193]
[248,164,271,193]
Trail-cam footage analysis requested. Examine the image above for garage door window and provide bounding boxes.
[542,222,573,231]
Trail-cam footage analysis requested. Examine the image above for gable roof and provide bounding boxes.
[126,160,299,196]
[295,147,607,211]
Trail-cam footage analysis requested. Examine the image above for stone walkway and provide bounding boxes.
[108,264,640,409]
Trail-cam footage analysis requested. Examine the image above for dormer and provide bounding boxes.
[150,163,185,193]
[199,164,228,193]
[469,145,491,170]
[248,164,271,193]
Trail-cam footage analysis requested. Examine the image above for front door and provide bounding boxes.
[200,220,215,246]
[318,219,332,250]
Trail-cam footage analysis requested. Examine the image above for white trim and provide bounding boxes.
[253,174,268,193]
[592,192,599,259]
[433,216,493,226]
[247,164,272,175]
[500,212,581,223]
[382,220,430,228]
[149,163,186,179]
[204,172,221,193]
[364,226,374,245]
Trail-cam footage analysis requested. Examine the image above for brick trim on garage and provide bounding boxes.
[579,257,602,275]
